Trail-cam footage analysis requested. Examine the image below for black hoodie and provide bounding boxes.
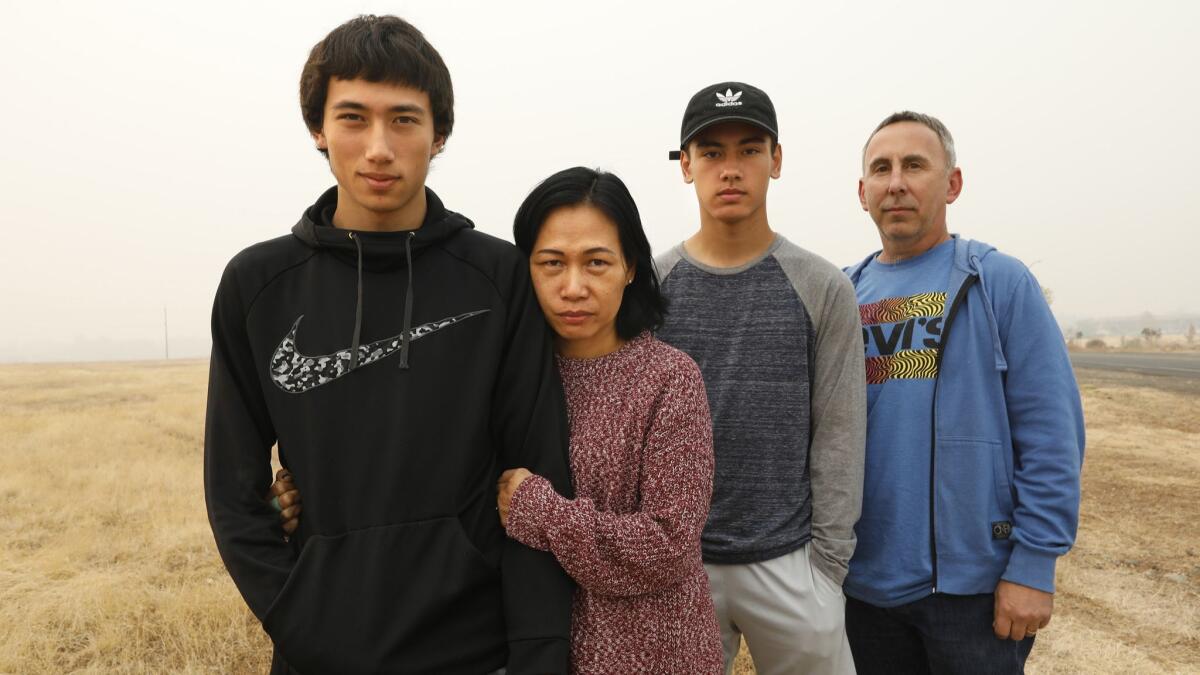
[204,187,574,674]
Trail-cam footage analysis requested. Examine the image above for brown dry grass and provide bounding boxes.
[1023,377,1200,674]
[0,361,1196,673]
[0,360,270,673]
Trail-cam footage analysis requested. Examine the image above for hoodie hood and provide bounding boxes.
[288,186,474,371]
[957,236,1006,372]
[291,186,474,261]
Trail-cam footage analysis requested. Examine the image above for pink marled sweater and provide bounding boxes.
[506,333,723,674]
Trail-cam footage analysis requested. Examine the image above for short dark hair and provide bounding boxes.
[513,167,668,340]
[300,15,454,157]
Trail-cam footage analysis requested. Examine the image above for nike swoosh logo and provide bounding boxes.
[269,310,490,394]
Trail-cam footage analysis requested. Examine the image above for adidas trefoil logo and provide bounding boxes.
[715,89,743,107]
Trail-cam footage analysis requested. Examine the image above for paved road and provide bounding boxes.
[1069,351,1200,378]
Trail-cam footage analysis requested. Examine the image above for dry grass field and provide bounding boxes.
[0,360,1196,673]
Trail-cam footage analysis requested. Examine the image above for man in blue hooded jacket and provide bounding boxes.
[842,111,1085,674]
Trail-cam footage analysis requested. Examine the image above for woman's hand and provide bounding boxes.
[496,468,533,527]
[266,468,302,535]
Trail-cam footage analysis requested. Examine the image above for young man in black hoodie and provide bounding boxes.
[203,15,574,674]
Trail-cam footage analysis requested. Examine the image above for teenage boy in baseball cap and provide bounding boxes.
[656,82,866,674]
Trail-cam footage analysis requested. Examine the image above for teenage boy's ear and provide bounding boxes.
[312,124,331,152]
[770,142,783,179]
[431,135,446,158]
[679,148,694,184]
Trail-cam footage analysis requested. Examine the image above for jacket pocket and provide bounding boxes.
[937,438,1011,557]
[262,517,504,674]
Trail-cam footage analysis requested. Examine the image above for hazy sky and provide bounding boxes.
[2,1,1196,362]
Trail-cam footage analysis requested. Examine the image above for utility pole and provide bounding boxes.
[163,306,169,360]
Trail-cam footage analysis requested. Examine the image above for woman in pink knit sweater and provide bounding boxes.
[268,167,722,673]
[497,167,722,673]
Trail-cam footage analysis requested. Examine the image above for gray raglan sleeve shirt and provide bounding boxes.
[774,240,867,584]
[656,237,866,585]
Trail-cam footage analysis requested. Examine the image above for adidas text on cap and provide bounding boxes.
[669,81,778,160]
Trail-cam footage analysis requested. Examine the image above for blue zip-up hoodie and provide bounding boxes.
[844,235,1084,606]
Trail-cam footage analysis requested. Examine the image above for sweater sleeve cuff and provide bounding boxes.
[505,474,558,551]
[1001,543,1059,593]
[507,636,570,674]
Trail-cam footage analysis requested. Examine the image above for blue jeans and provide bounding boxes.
[845,593,1035,675]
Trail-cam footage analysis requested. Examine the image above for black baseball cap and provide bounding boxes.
[669,81,778,160]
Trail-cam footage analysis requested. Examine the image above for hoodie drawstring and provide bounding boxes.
[398,232,415,370]
[346,231,415,372]
[349,232,365,371]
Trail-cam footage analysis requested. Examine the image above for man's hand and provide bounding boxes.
[496,468,533,527]
[266,468,302,535]
[993,579,1053,640]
